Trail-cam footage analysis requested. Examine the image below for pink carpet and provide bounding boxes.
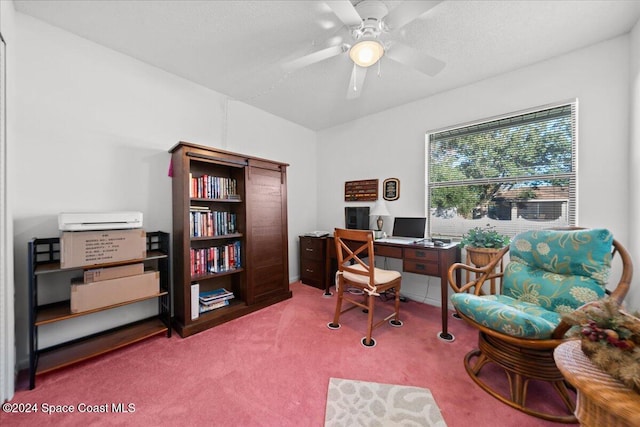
[2,281,574,426]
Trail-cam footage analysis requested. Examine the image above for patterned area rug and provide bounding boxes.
[325,378,447,427]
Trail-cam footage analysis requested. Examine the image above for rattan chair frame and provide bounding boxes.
[447,230,633,423]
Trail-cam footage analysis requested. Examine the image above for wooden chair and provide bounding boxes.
[328,228,403,347]
[447,228,633,423]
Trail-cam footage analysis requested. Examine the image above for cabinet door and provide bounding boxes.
[245,161,289,303]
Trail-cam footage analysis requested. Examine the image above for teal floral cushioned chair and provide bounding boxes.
[447,228,633,423]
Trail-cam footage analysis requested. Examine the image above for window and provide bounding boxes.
[426,101,577,239]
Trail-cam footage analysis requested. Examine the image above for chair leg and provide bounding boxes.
[551,380,576,414]
[506,371,528,406]
[327,277,344,330]
[389,286,403,327]
[466,349,490,375]
[362,293,375,347]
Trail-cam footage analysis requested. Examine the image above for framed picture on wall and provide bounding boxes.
[344,179,378,201]
[383,178,400,201]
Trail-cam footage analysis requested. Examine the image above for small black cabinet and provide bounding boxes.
[299,236,328,290]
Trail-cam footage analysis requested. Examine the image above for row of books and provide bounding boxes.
[190,206,237,237]
[190,283,235,319]
[190,241,241,277]
[198,287,235,313]
[189,173,239,200]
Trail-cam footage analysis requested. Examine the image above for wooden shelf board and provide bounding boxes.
[197,297,245,317]
[190,197,242,203]
[191,268,244,281]
[36,318,168,375]
[35,292,169,325]
[34,251,168,275]
[190,233,243,241]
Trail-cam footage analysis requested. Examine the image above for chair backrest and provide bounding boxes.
[333,228,376,288]
[503,228,614,312]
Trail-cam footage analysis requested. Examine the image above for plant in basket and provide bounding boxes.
[459,224,510,267]
[562,297,640,392]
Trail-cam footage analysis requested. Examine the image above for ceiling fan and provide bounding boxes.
[283,0,445,99]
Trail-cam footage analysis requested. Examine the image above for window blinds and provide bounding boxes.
[426,101,577,239]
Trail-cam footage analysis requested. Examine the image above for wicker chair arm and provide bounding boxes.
[608,237,633,304]
[448,246,509,295]
[551,320,573,339]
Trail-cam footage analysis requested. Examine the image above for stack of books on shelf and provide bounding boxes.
[190,241,242,277]
[189,174,238,200]
[189,206,237,237]
[199,288,235,313]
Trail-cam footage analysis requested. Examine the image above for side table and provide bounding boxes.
[554,339,640,427]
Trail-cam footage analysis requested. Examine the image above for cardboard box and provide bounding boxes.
[60,229,146,268]
[83,263,145,283]
[71,271,160,313]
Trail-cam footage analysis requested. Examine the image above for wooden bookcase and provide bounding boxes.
[27,231,171,389]
[169,141,291,337]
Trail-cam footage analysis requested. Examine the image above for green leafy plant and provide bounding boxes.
[459,224,510,249]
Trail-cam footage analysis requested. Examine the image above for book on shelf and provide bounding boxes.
[189,208,237,238]
[199,288,234,302]
[189,241,242,276]
[199,298,230,313]
[191,283,200,320]
[198,287,235,313]
[190,175,239,200]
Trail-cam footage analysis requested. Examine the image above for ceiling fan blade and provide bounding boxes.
[384,0,442,30]
[385,42,445,76]
[326,0,363,27]
[282,44,347,72]
[347,65,368,100]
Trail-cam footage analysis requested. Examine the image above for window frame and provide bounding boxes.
[425,99,578,239]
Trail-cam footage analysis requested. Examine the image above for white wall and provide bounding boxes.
[318,36,637,310]
[11,13,317,368]
[0,0,17,404]
[630,20,640,312]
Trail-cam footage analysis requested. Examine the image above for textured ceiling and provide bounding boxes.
[13,0,640,130]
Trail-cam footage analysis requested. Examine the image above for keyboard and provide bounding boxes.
[376,237,419,244]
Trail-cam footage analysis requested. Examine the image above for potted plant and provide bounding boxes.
[459,224,510,267]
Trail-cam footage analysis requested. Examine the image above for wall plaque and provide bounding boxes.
[383,178,400,201]
[344,179,378,202]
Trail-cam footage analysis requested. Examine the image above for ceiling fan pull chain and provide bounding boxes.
[377,60,382,77]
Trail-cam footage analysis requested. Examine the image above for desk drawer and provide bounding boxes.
[300,258,324,288]
[300,237,324,261]
[403,260,439,276]
[404,248,439,262]
[375,245,402,258]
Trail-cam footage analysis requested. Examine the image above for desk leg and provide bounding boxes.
[323,282,333,297]
[438,253,460,342]
[438,273,454,342]
[323,242,333,297]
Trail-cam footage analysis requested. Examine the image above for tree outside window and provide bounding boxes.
[426,102,576,239]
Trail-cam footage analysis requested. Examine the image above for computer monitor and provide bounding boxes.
[392,217,426,239]
[345,207,370,230]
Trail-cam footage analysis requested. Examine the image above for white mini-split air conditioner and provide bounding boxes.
[58,211,143,231]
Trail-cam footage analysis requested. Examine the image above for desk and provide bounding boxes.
[554,340,640,427]
[299,236,461,341]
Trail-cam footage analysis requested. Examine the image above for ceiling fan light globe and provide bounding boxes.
[349,40,384,68]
